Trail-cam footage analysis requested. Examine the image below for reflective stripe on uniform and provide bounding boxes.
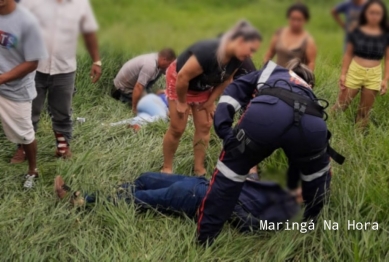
[300,164,331,182]
[218,95,241,111]
[216,160,247,182]
[257,61,277,90]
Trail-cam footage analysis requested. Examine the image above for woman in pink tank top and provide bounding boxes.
[264,3,317,71]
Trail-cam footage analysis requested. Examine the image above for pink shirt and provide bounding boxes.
[20,0,98,75]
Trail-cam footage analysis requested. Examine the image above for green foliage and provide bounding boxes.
[1,0,389,261]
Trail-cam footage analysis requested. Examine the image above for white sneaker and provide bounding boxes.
[24,174,38,189]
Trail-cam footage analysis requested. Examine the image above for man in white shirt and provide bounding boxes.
[112,48,176,114]
[12,0,102,162]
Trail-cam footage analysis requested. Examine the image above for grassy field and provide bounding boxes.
[1,0,389,260]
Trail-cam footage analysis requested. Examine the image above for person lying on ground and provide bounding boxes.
[112,48,176,114]
[109,91,169,130]
[54,172,302,233]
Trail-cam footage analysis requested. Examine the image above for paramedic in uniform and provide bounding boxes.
[196,59,345,245]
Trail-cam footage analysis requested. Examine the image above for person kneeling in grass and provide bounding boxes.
[112,48,176,113]
[54,172,302,233]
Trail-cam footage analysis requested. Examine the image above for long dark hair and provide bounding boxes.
[217,20,262,67]
[359,0,389,31]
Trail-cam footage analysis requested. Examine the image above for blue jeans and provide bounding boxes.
[86,173,209,218]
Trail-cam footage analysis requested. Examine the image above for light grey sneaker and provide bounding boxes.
[24,174,38,189]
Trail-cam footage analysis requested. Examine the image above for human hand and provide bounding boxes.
[380,80,387,96]
[176,101,189,118]
[290,187,303,204]
[339,75,346,90]
[90,64,102,83]
[197,101,215,122]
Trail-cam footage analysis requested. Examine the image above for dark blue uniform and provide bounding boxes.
[197,61,333,245]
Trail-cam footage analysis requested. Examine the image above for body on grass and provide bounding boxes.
[54,172,301,233]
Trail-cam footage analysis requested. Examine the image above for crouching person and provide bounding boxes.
[112,48,176,113]
[196,59,345,246]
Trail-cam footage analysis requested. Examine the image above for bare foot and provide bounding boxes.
[128,124,141,132]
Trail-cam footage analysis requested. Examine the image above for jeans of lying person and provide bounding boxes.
[85,172,209,218]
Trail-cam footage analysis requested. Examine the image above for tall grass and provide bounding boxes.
[1,0,389,260]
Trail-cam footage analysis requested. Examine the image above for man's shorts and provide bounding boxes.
[345,60,382,91]
[0,95,35,144]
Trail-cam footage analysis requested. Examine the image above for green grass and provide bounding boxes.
[1,0,389,260]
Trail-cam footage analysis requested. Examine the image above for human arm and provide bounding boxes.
[81,0,101,83]
[175,55,203,115]
[306,37,317,71]
[82,33,101,83]
[131,82,145,113]
[176,55,203,103]
[0,16,48,85]
[339,41,354,89]
[197,69,238,121]
[0,62,38,85]
[213,71,261,142]
[331,3,347,29]
[263,33,278,65]
[381,46,389,95]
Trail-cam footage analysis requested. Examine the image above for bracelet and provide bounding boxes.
[93,61,102,67]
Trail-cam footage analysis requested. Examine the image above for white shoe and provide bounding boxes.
[24,174,38,189]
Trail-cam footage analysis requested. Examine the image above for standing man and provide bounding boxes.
[112,48,176,114]
[331,0,367,50]
[0,0,47,188]
[11,0,102,162]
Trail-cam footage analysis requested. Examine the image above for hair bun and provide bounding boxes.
[236,19,250,29]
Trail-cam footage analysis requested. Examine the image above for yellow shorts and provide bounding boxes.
[345,60,382,91]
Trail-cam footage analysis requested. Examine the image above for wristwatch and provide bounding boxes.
[93,60,102,67]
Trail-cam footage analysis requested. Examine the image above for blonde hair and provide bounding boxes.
[286,58,315,88]
[216,20,262,68]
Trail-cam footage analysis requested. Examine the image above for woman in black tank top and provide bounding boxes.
[162,20,262,176]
